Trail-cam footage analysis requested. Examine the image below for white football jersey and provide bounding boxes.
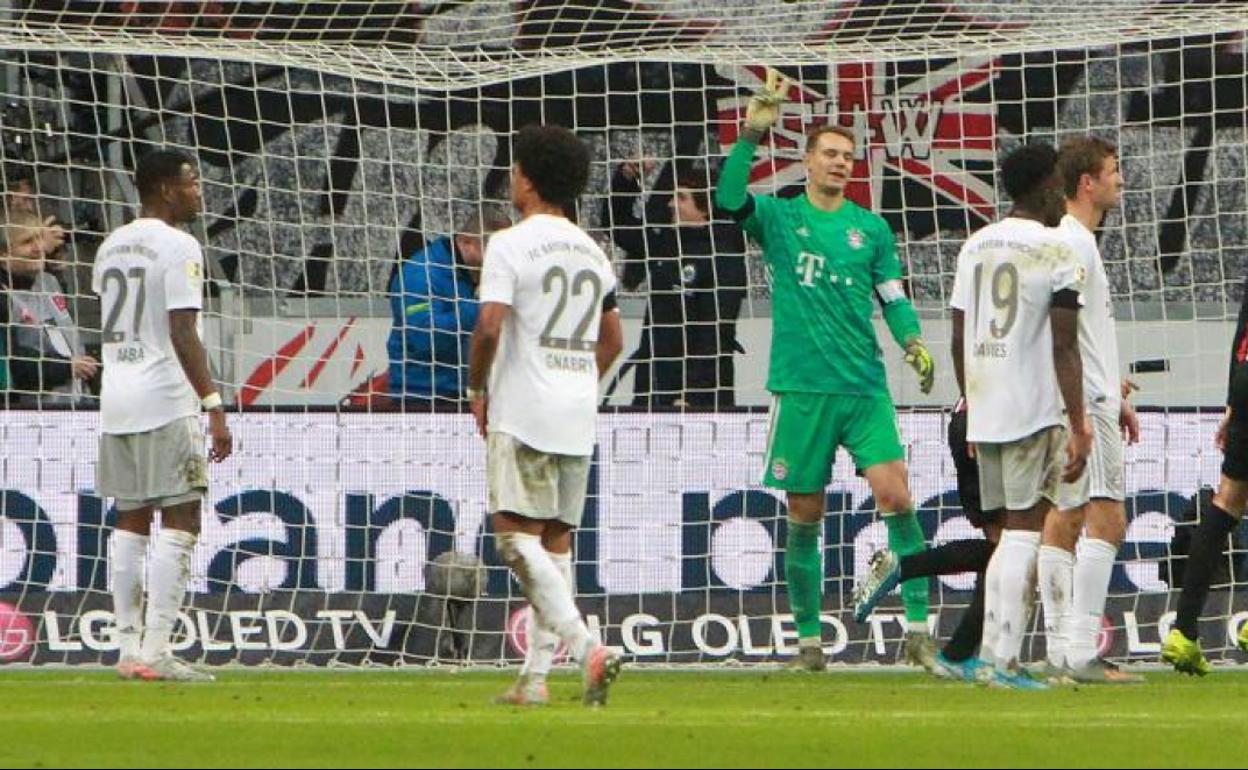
[1059,214,1121,418]
[93,218,204,434]
[950,217,1086,443]
[479,214,617,456]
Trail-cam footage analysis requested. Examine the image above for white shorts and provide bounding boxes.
[1057,410,1125,508]
[97,416,208,511]
[977,424,1082,513]
[487,432,591,528]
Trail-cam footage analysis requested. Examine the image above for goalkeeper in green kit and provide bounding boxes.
[716,70,938,672]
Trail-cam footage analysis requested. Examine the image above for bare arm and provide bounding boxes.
[1051,302,1090,480]
[1050,305,1084,429]
[468,302,508,393]
[169,309,232,462]
[596,308,624,380]
[169,309,216,399]
[951,308,966,398]
[468,302,508,438]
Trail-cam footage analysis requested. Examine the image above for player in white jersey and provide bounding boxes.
[949,143,1091,689]
[1035,137,1144,684]
[467,125,624,706]
[93,149,232,682]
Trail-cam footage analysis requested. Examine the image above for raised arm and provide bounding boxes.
[715,69,790,227]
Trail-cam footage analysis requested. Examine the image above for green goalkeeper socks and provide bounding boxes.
[784,519,823,641]
[884,510,929,625]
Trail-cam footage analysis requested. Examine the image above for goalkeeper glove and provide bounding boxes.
[904,339,935,395]
[744,69,792,135]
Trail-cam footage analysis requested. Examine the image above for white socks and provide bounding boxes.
[499,533,594,663]
[993,530,1041,670]
[523,550,575,680]
[110,530,148,661]
[981,527,1118,672]
[139,528,197,662]
[980,543,1003,664]
[1037,545,1074,668]
[1067,538,1117,668]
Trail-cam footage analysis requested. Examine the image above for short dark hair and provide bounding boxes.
[513,125,590,209]
[674,170,711,217]
[135,148,195,200]
[1057,136,1118,199]
[1000,143,1058,204]
[1,162,34,193]
[805,125,856,154]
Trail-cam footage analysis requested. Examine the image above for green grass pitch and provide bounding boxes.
[2,669,1245,768]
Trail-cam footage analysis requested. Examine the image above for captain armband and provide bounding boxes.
[874,279,907,305]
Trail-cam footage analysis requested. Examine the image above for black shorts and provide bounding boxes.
[948,409,1003,529]
[1224,368,1248,481]
[1224,415,1248,482]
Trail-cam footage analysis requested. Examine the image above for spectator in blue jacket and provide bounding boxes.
[387,206,511,406]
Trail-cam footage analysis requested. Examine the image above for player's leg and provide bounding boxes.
[1043,409,1132,682]
[932,407,999,678]
[850,395,936,670]
[1165,395,1248,674]
[554,455,621,707]
[139,495,212,681]
[492,514,583,676]
[1065,497,1140,682]
[494,513,594,662]
[112,504,153,680]
[974,443,1009,669]
[853,531,997,677]
[990,500,1048,688]
[852,536,994,626]
[498,522,575,706]
[783,491,826,671]
[1163,404,1248,674]
[762,393,839,671]
[850,397,928,631]
[98,430,151,679]
[929,444,1001,678]
[872,539,996,592]
[489,434,617,705]
[936,519,1000,679]
[1037,504,1082,674]
[1163,474,1248,675]
[126,416,211,681]
[985,426,1069,689]
[1047,410,1134,682]
[861,458,929,626]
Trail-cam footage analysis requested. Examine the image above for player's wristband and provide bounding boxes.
[466,387,486,401]
[201,392,224,411]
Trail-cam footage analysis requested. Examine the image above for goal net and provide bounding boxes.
[1,0,1247,668]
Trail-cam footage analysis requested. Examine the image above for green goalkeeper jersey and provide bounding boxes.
[716,137,922,396]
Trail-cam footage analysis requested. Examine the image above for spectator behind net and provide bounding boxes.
[387,205,512,407]
[604,161,747,407]
[0,209,98,406]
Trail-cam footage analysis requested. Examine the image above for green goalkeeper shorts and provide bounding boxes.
[762,392,905,493]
